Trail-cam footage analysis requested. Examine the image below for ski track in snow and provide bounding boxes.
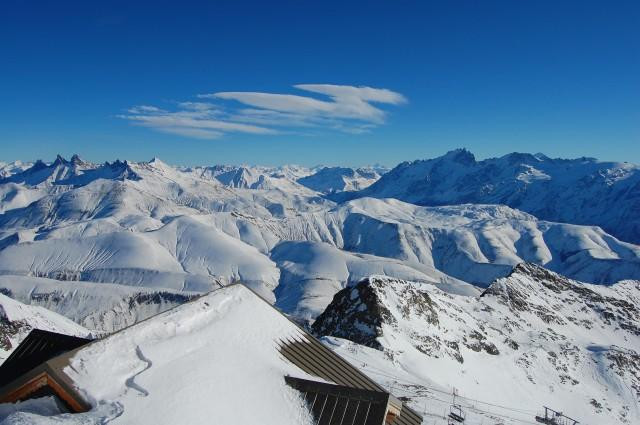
[124,346,152,397]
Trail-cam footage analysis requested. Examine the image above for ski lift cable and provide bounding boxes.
[424,393,543,425]
[337,353,538,415]
[436,394,550,425]
[349,361,536,415]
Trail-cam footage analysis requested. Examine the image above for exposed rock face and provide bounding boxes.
[313,264,640,424]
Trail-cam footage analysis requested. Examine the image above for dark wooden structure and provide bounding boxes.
[285,376,400,425]
[0,329,92,412]
[0,329,91,388]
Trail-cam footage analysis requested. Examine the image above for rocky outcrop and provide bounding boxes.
[312,264,640,423]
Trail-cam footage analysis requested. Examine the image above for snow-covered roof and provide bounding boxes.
[0,284,421,425]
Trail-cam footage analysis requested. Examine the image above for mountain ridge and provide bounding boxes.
[312,263,640,424]
[336,148,640,244]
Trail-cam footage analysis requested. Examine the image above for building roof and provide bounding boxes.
[0,329,91,388]
[285,376,396,425]
[0,284,422,425]
[278,334,422,425]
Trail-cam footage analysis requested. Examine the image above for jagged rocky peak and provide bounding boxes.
[50,153,88,167]
[312,267,640,423]
[312,276,492,361]
[52,154,67,166]
[441,147,476,164]
[69,153,91,167]
[312,276,403,349]
[102,158,140,181]
[483,262,640,335]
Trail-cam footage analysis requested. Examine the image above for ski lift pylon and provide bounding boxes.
[448,404,466,422]
[535,406,579,425]
[448,388,466,423]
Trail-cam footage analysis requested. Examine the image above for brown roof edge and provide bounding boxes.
[0,355,90,412]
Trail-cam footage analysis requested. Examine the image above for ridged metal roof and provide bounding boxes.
[278,333,422,425]
[285,376,392,425]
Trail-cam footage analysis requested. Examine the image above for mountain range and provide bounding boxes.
[0,150,638,424]
[338,149,640,244]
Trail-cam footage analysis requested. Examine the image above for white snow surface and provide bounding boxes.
[0,285,315,425]
[1,154,640,424]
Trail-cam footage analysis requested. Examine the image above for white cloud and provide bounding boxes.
[120,84,405,139]
[119,104,277,139]
[154,127,224,140]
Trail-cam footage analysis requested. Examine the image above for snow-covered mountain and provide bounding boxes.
[0,275,198,332]
[339,149,640,244]
[312,263,640,424]
[0,292,91,362]
[0,155,639,327]
[0,161,31,178]
[297,165,388,193]
[0,154,99,186]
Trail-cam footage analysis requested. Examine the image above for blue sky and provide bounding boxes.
[1,0,638,166]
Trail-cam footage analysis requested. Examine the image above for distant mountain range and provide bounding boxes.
[0,154,637,318]
[336,148,640,244]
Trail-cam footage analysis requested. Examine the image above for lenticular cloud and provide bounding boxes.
[120,84,406,139]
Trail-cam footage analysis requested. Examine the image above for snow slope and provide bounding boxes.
[297,166,387,193]
[0,155,639,328]
[312,264,640,424]
[340,149,640,244]
[0,275,198,332]
[0,285,317,425]
[0,293,91,363]
[0,161,32,179]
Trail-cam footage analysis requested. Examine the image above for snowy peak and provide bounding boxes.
[214,166,262,189]
[349,149,640,244]
[0,155,145,187]
[297,166,387,193]
[0,161,32,178]
[312,266,640,423]
[483,263,640,335]
[0,154,97,186]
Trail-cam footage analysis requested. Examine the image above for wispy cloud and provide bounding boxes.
[120,84,406,139]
